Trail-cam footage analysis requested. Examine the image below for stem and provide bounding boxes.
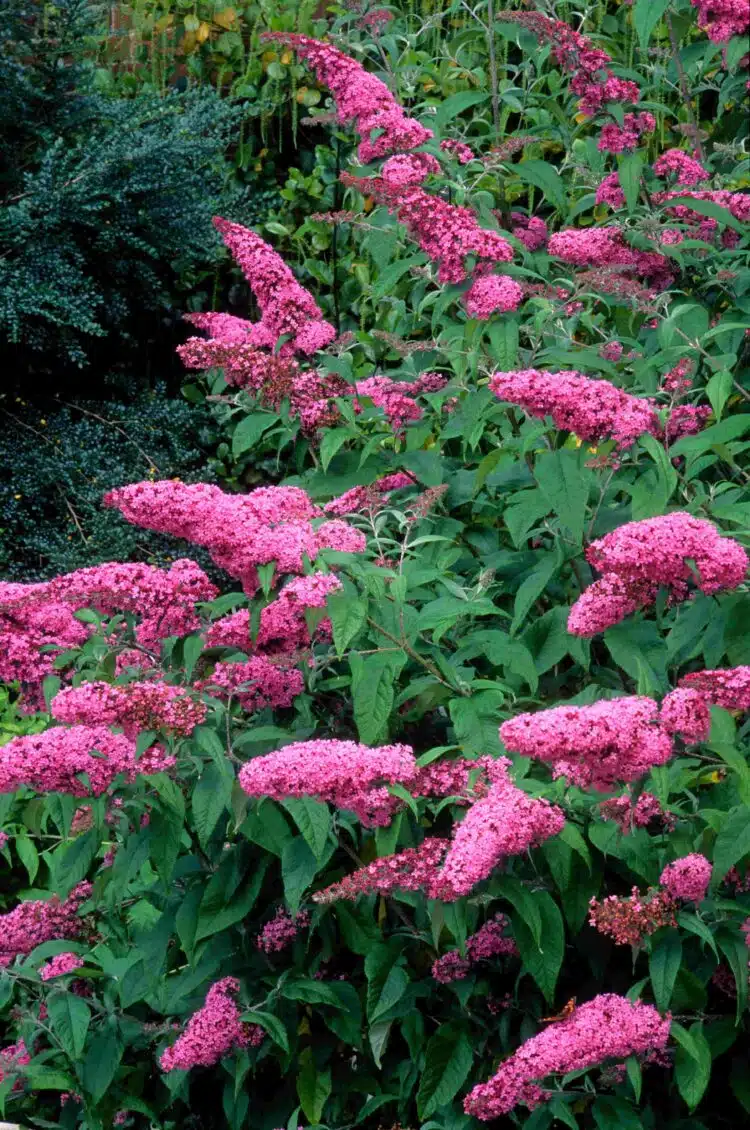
[365,615,469,695]
[665,13,706,165]
[486,0,500,140]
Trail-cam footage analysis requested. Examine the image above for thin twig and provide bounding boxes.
[53,398,162,472]
[56,485,88,545]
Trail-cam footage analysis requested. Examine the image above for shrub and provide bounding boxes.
[1,5,750,1130]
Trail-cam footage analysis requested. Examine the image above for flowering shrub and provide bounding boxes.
[0,3,749,1130]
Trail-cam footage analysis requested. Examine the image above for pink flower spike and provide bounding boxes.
[159,978,251,1071]
[660,853,712,902]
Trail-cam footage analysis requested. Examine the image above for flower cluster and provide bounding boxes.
[438,759,565,897]
[464,274,524,319]
[256,909,311,954]
[432,913,517,983]
[51,681,206,738]
[160,978,254,1071]
[262,34,433,165]
[489,368,659,449]
[658,687,711,742]
[356,371,448,432]
[689,0,750,42]
[568,513,748,636]
[0,725,174,797]
[660,854,712,902]
[238,738,417,827]
[195,657,304,713]
[679,665,750,711]
[599,792,674,833]
[548,228,673,289]
[653,149,710,186]
[0,1041,30,1088]
[39,952,85,981]
[213,217,336,356]
[322,472,415,518]
[464,993,671,1118]
[589,888,677,947]
[340,172,514,290]
[0,883,91,967]
[500,697,673,791]
[312,838,451,904]
[105,481,365,594]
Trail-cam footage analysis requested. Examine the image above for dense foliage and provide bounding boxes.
[1,3,750,1130]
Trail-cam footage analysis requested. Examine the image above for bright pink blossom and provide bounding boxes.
[664,404,711,443]
[0,1041,30,1088]
[464,275,524,319]
[548,227,673,288]
[680,666,750,711]
[256,909,310,954]
[500,697,673,790]
[438,758,565,897]
[596,171,626,209]
[51,681,206,738]
[660,854,712,902]
[238,739,416,827]
[0,725,174,797]
[440,139,474,164]
[39,952,85,981]
[598,113,655,153]
[160,978,250,1071]
[0,883,91,967]
[689,0,750,42]
[465,993,670,1118]
[381,153,441,187]
[489,368,659,449]
[653,149,709,185]
[195,658,304,713]
[599,792,672,833]
[658,688,711,742]
[567,574,657,637]
[510,213,548,250]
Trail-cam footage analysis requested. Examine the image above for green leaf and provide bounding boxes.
[282,837,319,913]
[15,835,39,883]
[281,978,347,1009]
[47,992,91,1060]
[706,369,734,421]
[670,414,750,458]
[349,651,406,745]
[320,427,353,472]
[297,1047,331,1125]
[232,413,275,457]
[488,318,519,369]
[513,890,565,1004]
[433,90,489,131]
[711,804,750,885]
[81,1024,123,1103]
[241,1010,289,1053]
[416,1022,474,1119]
[535,450,591,545]
[633,0,671,49]
[618,151,643,213]
[282,797,331,862]
[511,553,559,636]
[649,930,682,1010]
[182,633,203,680]
[514,159,567,216]
[195,857,269,941]
[674,1023,712,1111]
[495,875,542,946]
[327,591,367,656]
[192,763,232,847]
[657,195,746,234]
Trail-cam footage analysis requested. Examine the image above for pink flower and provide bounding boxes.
[262,34,432,164]
[313,838,451,903]
[0,725,174,797]
[689,0,750,42]
[183,311,254,344]
[39,951,84,981]
[598,341,624,362]
[598,113,655,153]
[0,883,91,967]
[238,739,417,827]
[0,1040,30,1089]
[52,681,206,738]
[660,853,712,901]
[500,697,673,790]
[356,376,423,432]
[589,887,677,946]
[653,149,709,185]
[489,368,659,449]
[658,688,711,742]
[464,274,524,319]
[195,657,304,713]
[160,978,250,1071]
[256,908,310,954]
[431,950,471,983]
[381,153,441,187]
[438,758,565,897]
[567,574,657,637]
[440,139,474,164]
[599,792,673,833]
[664,404,711,443]
[509,213,548,250]
[680,665,750,711]
[213,217,335,356]
[548,227,672,288]
[596,171,626,209]
[465,994,670,1118]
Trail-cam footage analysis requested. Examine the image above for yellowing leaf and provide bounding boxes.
[213,7,237,30]
[196,21,211,43]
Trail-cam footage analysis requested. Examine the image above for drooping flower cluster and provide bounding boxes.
[464,993,671,1118]
[432,913,517,982]
[548,228,673,289]
[51,681,206,738]
[312,838,451,904]
[489,368,659,449]
[652,149,710,186]
[256,909,311,954]
[500,697,673,791]
[664,404,712,444]
[322,472,416,518]
[212,217,336,356]
[238,739,417,827]
[660,854,712,902]
[588,887,677,946]
[568,513,748,636]
[508,212,548,251]
[261,33,433,165]
[658,687,711,742]
[105,481,365,594]
[0,883,91,967]
[438,759,565,897]
[0,1041,30,1087]
[205,571,342,656]
[39,952,85,981]
[0,725,174,797]
[160,978,255,1072]
[689,0,750,42]
[195,657,304,713]
[356,371,448,432]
